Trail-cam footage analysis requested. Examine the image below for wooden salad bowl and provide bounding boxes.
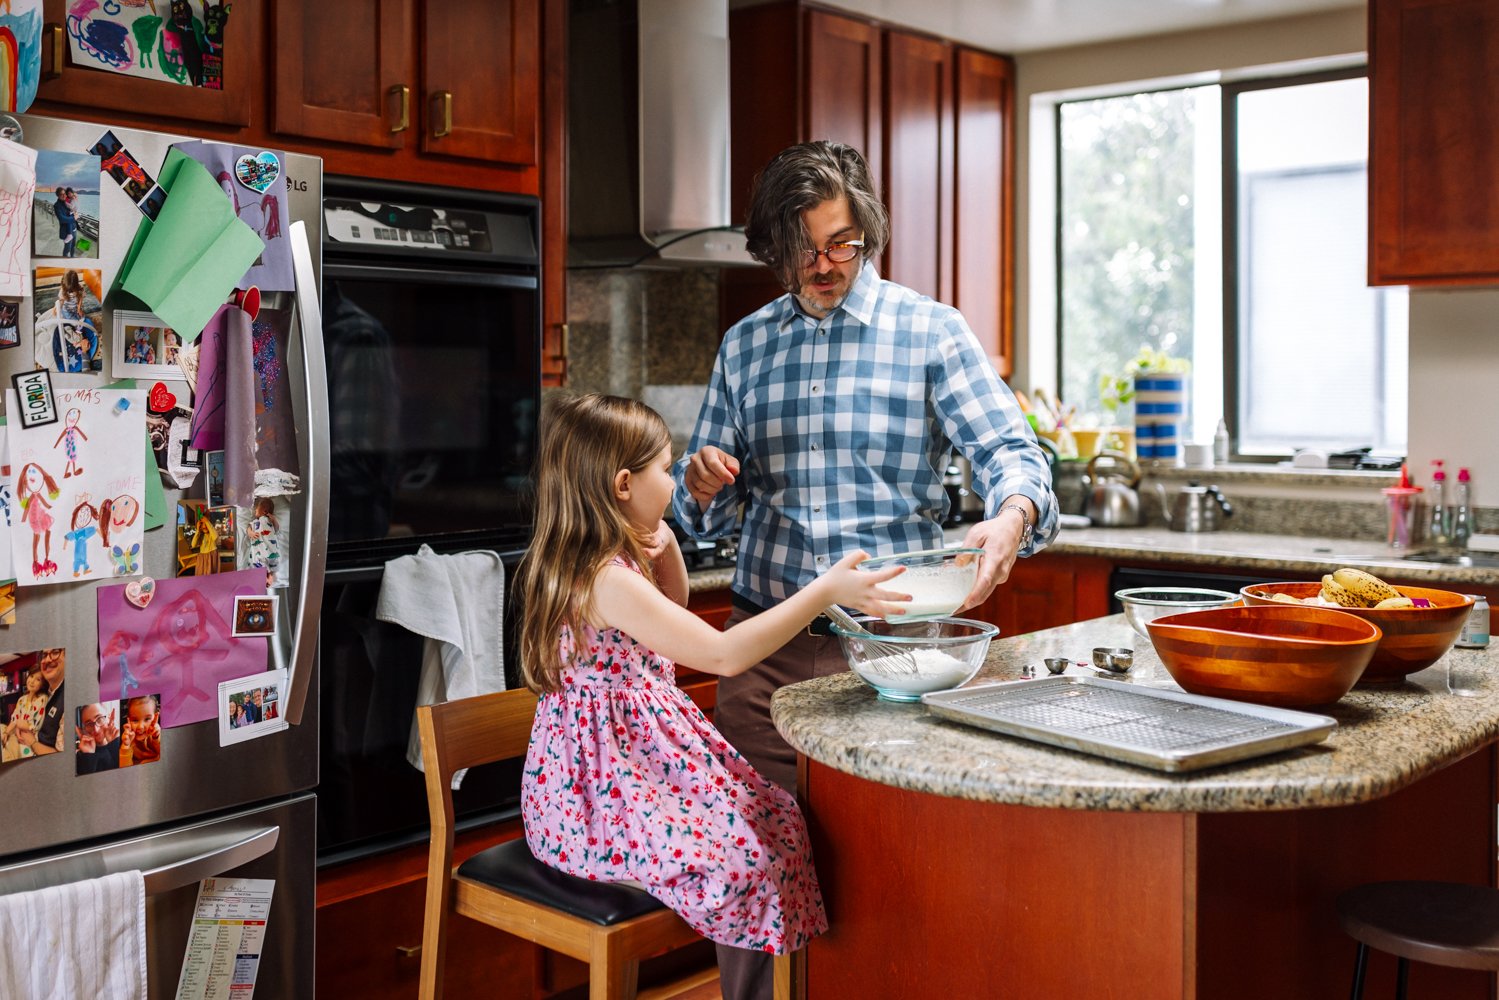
[1239,582,1472,684]
[1147,604,1382,708]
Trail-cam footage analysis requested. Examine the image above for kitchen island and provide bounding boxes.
[772,615,1499,999]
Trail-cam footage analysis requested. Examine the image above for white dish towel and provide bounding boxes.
[0,870,148,1000]
[376,544,508,787]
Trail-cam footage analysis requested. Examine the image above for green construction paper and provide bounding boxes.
[143,435,165,530]
[118,149,263,342]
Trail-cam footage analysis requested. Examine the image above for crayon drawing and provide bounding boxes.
[0,1,42,115]
[0,139,34,297]
[66,0,223,90]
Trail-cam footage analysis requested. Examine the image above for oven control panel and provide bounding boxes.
[324,197,496,254]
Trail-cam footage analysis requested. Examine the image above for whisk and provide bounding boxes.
[823,605,919,676]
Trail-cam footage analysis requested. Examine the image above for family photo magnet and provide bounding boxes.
[11,369,57,428]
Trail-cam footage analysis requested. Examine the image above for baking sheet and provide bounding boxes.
[921,676,1336,773]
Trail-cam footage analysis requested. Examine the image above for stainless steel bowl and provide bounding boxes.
[1092,647,1134,673]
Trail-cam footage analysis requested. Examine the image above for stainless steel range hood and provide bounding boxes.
[568,0,756,268]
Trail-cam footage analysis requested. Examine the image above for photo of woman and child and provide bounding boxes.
[227,686,277,729]
[515,394,910,997]
[74,695,162,774]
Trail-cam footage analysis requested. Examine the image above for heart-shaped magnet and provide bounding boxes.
[147,382,177,414]
[234,151,280,194]
[125,576,156,609]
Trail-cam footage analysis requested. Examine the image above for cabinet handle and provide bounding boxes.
[553,323,569,363]
[395,944,422,958]
[43,23,62,80]
[388,84,410,133]
[432,90,453,139]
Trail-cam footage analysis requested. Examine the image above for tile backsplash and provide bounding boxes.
[562,267,723,453]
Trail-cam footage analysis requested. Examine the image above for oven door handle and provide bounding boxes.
[323,261,537,290]
[285,221,329,727]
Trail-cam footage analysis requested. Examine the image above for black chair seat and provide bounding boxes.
[1338,881,1499,972]
[456,838,665,927]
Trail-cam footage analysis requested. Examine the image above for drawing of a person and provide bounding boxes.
[17,463,59,577]
[62,499,98,577]
[99,495,141,576]
[216,169,240,215]
[148,590,234,717]
[259,191,281,240]
[53,408,88,478]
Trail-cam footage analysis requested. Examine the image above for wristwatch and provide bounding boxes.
[999,502,1034,550]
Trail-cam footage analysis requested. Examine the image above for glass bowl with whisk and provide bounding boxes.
[829,615,999,702]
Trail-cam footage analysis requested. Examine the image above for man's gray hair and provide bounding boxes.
[744,141,889,292]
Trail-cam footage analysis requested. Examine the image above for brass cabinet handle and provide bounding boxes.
[432,90,453,139]
[395,943,422,958]
[388,84,410,133]
[554,323,569,362]
[43,23,62,80]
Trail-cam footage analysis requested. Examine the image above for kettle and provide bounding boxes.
[1155,481,1234,533]
[1081,450,1142,527]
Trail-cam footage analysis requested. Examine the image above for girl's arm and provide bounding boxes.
[590,552,910,678]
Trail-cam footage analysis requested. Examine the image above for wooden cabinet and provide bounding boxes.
[271,0,538,167]
[969,553,1112,637]
[36,0,257,127]
[730,3,1015,376]
[1369,0,1499,285]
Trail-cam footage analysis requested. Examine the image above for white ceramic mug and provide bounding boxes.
[1183,443,1213,469]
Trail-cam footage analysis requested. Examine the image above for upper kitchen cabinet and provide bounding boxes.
[1369,0,1499,285]
[34,0,257,127]
[272,0,538,167]
[730,3,1015,377]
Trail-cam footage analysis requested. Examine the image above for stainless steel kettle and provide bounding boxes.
[1081,451,1142,527]
[1155,481,1234,533]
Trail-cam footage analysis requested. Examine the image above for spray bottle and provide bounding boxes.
[1453,467,1472,554]
[1428,460,1451,552]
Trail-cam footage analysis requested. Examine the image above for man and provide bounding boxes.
[16,647,66,756]
[674,140,1057,793]
[76,702,122,773]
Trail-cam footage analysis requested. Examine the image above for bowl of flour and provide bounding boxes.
[859,547,983,623]
[828,615,1000,702]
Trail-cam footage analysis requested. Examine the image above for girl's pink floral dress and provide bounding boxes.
[521,558,828,954]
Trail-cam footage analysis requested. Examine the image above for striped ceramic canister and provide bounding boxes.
[1133,374,1186,462]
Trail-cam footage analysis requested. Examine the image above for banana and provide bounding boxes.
[1320,574,1365,608]
[1373,596,1416,609]
[1268,592,1303,604]
[1331,568,1402,605]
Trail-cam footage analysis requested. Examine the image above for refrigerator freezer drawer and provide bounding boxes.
[0,793,315,998]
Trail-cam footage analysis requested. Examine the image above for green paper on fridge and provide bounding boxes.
[117,149,263,342]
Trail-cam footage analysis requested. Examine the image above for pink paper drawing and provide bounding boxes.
[97,568,269,726]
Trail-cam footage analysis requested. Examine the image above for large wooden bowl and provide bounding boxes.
[1147,605,1382,708]
[1239,582,1473,684]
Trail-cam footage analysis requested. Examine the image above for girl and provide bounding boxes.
[62,499,98,577]
[516,394,909,1000]
[17,463,59,578]
[53,407,87,478]
[163,330,182,365]
[246,497,281,586]
[121,694,161,766]
[2,670,48,761]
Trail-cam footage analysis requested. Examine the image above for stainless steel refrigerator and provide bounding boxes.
[0,114,326,998]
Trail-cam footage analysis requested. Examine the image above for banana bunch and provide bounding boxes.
[1320,568,1413,609]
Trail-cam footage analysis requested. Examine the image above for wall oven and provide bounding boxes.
[317,178,539,861]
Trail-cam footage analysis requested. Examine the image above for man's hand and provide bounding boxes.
[684,446,741,510]
[955,504,1032,611]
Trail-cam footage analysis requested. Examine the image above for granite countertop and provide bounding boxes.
[688,528,1499,594]
[770,614,1499,813]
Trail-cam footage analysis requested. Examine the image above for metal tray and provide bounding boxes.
[921,677,1336,773]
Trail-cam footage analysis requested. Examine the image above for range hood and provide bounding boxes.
[568,0,757,268]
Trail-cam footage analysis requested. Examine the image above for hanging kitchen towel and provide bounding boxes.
[375,544,507,788]
[0,869,147,1000]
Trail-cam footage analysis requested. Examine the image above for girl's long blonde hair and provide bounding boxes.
[516,393,672,694]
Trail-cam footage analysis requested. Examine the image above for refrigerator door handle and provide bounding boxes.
[141,826,280,896]
[285,220,329,727]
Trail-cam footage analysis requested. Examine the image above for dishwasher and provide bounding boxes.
[1107,565,1283,612]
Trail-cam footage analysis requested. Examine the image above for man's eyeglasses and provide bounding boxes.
[799,239,864,268]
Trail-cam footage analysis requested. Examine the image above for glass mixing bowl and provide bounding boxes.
[859,547,983,623]
[830,615,999,702]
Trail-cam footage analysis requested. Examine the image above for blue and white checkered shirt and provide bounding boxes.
[672,264,1058,608]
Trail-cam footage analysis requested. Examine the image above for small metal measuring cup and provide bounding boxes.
[1092,647,1134,674]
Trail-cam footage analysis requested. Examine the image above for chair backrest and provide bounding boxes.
[417,688,540,1000]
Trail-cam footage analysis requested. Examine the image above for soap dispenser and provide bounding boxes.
[1453,467,1473,553]
[1428,460,1451,552]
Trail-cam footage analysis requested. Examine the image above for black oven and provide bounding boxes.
[317,178,540,862]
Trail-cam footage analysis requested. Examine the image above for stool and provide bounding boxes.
[1337,880,1499,999]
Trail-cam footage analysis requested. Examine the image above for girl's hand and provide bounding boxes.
[641,520,675,561]
[820,551,910,620]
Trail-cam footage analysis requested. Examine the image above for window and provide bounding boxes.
[1057,70,1407,459]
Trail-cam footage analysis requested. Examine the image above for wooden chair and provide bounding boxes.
[416,689,700,1000]
[1338,880,1499,998]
